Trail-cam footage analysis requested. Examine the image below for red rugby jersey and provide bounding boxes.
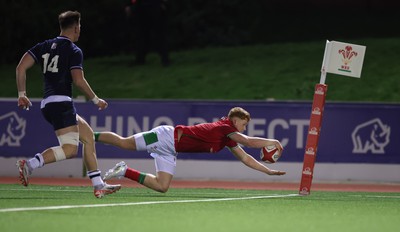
[175,117,238,153]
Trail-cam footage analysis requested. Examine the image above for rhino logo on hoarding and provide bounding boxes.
[0,111,26,146]
[351,118,390,154]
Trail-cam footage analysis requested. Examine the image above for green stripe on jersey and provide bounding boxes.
[143,132,158,145]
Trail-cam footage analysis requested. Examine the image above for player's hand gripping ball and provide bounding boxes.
[260,145,282,163]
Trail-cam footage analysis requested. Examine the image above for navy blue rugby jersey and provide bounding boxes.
[28,36,83,98]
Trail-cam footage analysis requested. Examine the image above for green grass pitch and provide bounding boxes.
[0,184,399,232]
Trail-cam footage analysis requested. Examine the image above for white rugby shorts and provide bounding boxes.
[133,125,177,175]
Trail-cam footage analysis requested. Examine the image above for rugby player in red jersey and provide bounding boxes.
[96,107,286,193]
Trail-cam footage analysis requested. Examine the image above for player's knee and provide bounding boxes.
[160,187,169,193]
[156,184,170,193]
[64,144,78,158]
[80,135,94,146]
[51,145,77,161]
[56,132,79,159]
[79,129,94,145]
[77,117,95,145]
[51,146,66,161]
[156,187,169,193]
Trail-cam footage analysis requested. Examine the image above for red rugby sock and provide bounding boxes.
[125,168,146,184]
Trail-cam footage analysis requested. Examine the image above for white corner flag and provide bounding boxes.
[320,40,366,84]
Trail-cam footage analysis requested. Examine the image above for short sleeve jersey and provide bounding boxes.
[28,36,83,98]
[175,117,239,153]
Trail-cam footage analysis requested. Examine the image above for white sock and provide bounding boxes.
[87,170,104,188]
[35,154,44,167]
[27,153,44,170]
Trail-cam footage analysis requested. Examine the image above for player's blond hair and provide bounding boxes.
[228,107,251,122]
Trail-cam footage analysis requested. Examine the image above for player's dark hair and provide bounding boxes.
[228,107,251,121]
[59,11,81,30]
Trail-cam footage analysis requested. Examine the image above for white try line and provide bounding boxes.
[0,193,300,213]
[350,195,400,199]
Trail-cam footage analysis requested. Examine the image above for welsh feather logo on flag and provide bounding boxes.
[323,41,366,78]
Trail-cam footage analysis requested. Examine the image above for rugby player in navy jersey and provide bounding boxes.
[15,11,120,198]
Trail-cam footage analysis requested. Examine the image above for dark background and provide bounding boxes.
[1,0,399,64]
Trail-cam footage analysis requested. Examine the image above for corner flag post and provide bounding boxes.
[299,40,366,195]
[319,40,333,85]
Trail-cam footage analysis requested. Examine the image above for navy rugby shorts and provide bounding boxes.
[41,101,77,130]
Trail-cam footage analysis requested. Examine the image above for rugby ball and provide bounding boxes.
[260,145,281,163]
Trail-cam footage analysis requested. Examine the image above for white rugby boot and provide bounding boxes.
[103,161,128,181]
[94,183,122,198]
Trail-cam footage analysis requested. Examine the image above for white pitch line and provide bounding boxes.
[0,188,91,193]
[0,193,300,213]
[350,195,400,199]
